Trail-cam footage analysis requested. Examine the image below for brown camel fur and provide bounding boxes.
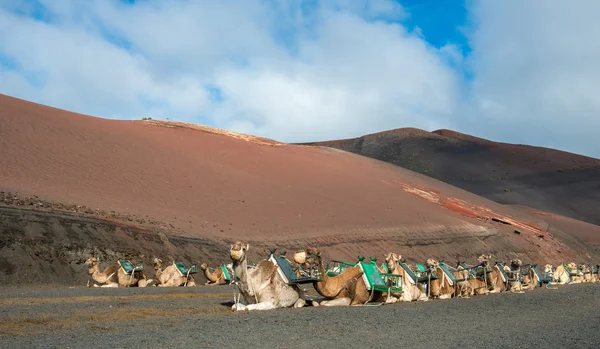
[505,259,524,293]
[552,263,571,285]
[86,257,151,287]
[153,258,196,287]
[230,242,307,311]
[456,263,489,296]
[200,263,231,286]
[426,259,472,299]
[384,252,427,302]
[294,248,397,306]
[476,255,507,293]
[521,266,541,290]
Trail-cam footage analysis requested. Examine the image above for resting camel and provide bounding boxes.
[521,264,553,290]
[230,242,307,311]
[384,252,427,302]
[426,259,472,299]
[476,254,508,293]
[456,261,489,296]
[579,264,594,283]
[553,262,579,285]
[503,259,524,292]
[294,248,398,306]
[200,263,232,285]
[86,257,151,287]
[153,258,196,287]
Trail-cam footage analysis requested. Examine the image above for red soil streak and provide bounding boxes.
[397,182,549,240]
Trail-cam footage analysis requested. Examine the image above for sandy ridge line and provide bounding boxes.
[0,292,233,306]
[141,119,285,146]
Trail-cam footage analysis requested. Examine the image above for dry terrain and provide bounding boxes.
[0,283,598,348]
[304,128,600,227]
[1,93,600,286]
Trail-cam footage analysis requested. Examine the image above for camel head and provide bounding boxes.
[384,252,400,272]
[510,259,522,270]
[200,263,208,271]
[230,241,249,262]
[86,257,98,267]
[567,262,578,270]
[477,254,492,265]
[293,248,320,265]
[152,258,163,268]
[544,264,553,274]
[426,258,438,268]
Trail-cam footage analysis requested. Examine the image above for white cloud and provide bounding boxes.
[1,0,598,157]
[0,0,459,142]
[462,0,600,156]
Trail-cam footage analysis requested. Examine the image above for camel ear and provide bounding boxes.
[246,243,250,251]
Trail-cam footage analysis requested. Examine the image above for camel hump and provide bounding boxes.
[256,260,276,274]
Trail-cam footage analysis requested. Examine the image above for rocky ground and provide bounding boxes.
[0,283,598,348]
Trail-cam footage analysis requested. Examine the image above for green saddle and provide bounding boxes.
[220,265,233,281]
[174,261,198,276]
[268,251,322,284]
[357,257,402,294]
[118,260,144,275]
[325,260,357,277]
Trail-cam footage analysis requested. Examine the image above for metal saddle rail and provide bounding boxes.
[118,260,145,286]
[438,262,469,284]
[325,260,357,277]
[268,250,322,285]
[174,261,199,285]
[562,263,580,277]
[357,256,403,294]
[118,260,144,275]
[526,264,553,287]
[399,261,434,283]
[494,263,521,283]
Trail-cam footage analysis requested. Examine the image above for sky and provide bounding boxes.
[1,0,599,158]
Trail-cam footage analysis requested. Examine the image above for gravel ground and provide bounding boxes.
[0,283,599,349]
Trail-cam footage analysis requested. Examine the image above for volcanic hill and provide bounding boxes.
[303,128,600,226]
[1,94,599,285]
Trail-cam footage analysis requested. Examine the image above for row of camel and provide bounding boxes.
[227,242,600,311]
[85,257,231,288]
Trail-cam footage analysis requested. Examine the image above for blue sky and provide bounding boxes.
[1,0,599,158]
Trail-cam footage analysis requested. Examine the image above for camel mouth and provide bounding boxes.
[230,250,245,261]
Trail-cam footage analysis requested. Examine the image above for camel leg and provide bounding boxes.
[316,298,352,307]
[244,301,278,311]
[293,298,306,308]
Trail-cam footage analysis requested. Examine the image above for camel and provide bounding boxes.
[503,259,524,293]
[552,263,572,284]
[476,254,507,294]
[426,259,472,299]
[229,242,307,311]
[153,258,196,287]
[520,264,548,290]
[86,257,152,287]
[579,264,594,283]
[384,252,428,302]
[293,248,398,306]
[553,262,582,284]
[200,263,232,286]
[456,261,489,296]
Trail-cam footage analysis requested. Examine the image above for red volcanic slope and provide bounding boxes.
[0,94,598,263]
[304,127,600,227]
